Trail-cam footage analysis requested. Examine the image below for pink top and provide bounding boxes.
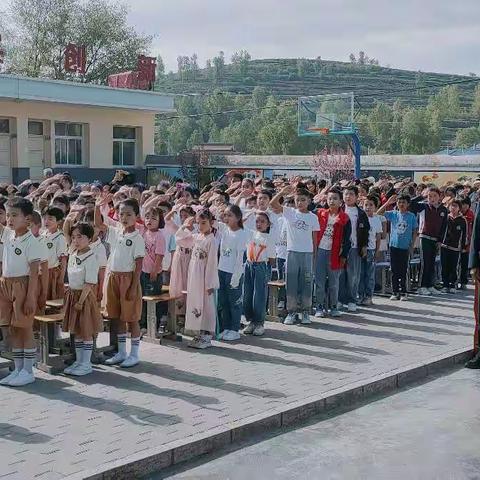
[140,227,166,274]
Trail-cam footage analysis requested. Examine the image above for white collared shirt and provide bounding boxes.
[42,230,67,268]
[68,249,99,290]
[90,238,107,269]
[106,226,145,272]
[2,230,43,277]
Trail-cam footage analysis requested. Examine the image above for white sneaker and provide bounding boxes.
[417,287,431,296]
[330,309,342,317]
[440,287,449,294]
[428,287,438,295]
[390,294,400,301]
[63,361,81,375]
[217,330,227,340]
[315,308,327,318]
[253,325,265,336]
[0,369,20,386]
[8,369,35,387]
[448,288,456,294]
[300,312,312,324]
[400,294,409,301]
[120,356,139,368]
[243,323,255,335]
[222,330,241,341]
[70,364,93,376]
[104,352,128,365]
[277,300,286,310]
[347,302,357,313]
[283,313,297,325]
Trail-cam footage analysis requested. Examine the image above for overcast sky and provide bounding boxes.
[125,0,479,76]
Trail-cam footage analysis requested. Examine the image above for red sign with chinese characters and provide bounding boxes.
[64,43,86,74]
[108,55,156,90]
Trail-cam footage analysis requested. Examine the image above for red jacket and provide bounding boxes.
[464,208,475,251]
[314,209,352,270]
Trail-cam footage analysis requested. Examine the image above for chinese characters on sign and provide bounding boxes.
[107,55,156,91]
[64,43,86,74]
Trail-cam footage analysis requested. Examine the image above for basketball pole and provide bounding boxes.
[351,131,361,179]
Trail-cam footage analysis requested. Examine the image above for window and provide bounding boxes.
[0,119,9,134]
[113,126,136,166]
[55,122,82,165]
[28,121,44,136]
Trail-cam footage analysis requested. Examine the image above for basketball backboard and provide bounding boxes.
[298,92,355,136]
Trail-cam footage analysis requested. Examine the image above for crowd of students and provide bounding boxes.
[0,169,476,386]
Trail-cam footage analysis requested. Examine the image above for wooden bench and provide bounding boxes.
[266,280,285,322]
[142,293,181,344]
[34,313,66,374]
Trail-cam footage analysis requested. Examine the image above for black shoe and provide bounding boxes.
[465,352,480,369]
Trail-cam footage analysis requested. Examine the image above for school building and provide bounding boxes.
[0,74,174,184]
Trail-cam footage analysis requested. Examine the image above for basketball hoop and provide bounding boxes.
[307,127,330,135]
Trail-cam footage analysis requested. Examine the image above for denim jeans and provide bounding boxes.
[140,271,163,329]
[358,250,376,300]
[243,261,269,325]
[286,251,313,313]
[277,257,286,302]
[339,248,361,305]
[218,270,244,332]
[315,248,342,310]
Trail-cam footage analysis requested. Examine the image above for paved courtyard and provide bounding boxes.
[0,290,474,479]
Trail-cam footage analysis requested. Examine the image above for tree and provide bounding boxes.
[231,49,251,76]
[472,84,480,117]
[349,53,356,64]
[212,51,225,81]
[156,54,165,78]
[401,108,430,154]
[5,0,152,83]
[455,127,480,148]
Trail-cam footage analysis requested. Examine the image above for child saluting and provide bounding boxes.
[95,196,145,367]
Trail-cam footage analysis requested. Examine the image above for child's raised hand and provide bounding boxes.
[183,216,195,228]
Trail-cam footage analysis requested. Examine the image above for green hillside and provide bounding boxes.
[153,58,480,156]
[155,58,476,109]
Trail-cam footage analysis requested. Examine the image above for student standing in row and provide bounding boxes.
[410,187,448,295]
[314,188,351,317]
[378,194,418,300]
[339,186,370,311]
[271,184,320,325]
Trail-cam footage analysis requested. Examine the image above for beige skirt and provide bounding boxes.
[0,277,34,329]
[47,266,65,300]
[63,288,103,338]
[104,272,142,323]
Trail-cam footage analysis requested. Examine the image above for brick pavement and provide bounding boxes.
[0,290,474,480]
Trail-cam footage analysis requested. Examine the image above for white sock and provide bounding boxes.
[12,348,23,372]
[23,348,36,374]
[130,337,140,358]
[82,341,93,366]
[118,334,127,356]
[74,340,84,364]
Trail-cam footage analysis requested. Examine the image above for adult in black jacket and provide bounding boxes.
[466,206,480,368]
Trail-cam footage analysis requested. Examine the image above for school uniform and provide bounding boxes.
[440,215,467,290]
[63,249,102,338]
[104,226,146,323]
[36,237,49,314]
[0,230,43,329]
[42,230,67,300]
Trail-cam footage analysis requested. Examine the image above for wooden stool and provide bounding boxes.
[266,280,285,322]
[142,293,180,344]
[34,313,66,374]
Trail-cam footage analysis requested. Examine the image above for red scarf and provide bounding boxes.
[315,209,350,270]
